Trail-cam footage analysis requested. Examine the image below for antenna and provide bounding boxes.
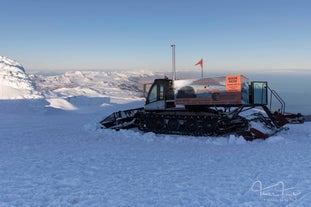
[171,44,176,80]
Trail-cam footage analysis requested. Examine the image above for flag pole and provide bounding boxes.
[201,58,203,79]
[195,58,203,79]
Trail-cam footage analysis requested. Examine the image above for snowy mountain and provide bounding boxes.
[31,70,158,99]
[0,56,41,99]
[29,70,162,111]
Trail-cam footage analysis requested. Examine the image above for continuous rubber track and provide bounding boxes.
[136,110,249,136]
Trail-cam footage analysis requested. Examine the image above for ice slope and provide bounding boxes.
[0,96,310,207]
[0,56,41,99]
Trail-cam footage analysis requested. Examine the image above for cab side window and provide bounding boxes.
[159,84,164,100]
[148,84,158,103]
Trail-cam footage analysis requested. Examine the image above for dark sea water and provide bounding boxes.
[247,72,311,115]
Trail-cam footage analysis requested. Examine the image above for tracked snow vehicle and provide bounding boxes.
[100,74,304,140]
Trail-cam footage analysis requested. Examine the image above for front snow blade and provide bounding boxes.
[283,113,305,124]
[100,108,144,130]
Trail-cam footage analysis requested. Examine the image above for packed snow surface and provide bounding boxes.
[1,94,311,207]
[0,56,310,206]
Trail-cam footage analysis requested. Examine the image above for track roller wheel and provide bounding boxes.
[149,118,165,132]
[167,119,180,131]
[184,119,198,132]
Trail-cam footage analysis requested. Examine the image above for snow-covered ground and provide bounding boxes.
[1,56,311,206]
[1,98,310,207]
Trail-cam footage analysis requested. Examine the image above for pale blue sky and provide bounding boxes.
[1,0,310,72]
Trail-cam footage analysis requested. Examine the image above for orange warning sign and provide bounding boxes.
[226,75,242,92]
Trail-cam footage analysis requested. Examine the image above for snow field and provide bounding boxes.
[0,99,310,207]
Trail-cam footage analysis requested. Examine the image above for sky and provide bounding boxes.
[1,0,310,73]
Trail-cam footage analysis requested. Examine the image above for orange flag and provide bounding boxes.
[195,59,203,68]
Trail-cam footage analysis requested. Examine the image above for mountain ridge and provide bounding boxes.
[0,56,41,99]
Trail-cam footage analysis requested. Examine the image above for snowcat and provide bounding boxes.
[100,74,304,140]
